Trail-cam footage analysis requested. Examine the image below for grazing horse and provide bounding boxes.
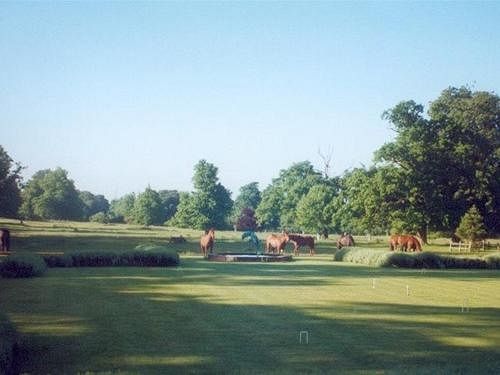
[288,234,315,256]
[0,228,10,252]
[265,232,289,254]
[390,235,422,252]
[336,233,355,249]
[200,229,215,257]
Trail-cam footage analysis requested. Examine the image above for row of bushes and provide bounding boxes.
[0,249,179,278]
[333,247,500,269]
[0,313,18,375]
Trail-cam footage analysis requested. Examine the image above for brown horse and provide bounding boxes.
[336,233,355,249]
[288,234,315,256]
[265,232,289,254]
[200,229,215,257]
[0,228,10,252]
[390,234,422,252]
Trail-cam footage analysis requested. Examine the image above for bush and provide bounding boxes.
[0,313,18,375]
[89,212,110,224]
[0,253,47,278]
[43,250,179,268]
[332,248,500,269]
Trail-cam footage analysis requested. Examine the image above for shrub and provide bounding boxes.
[89,212,110,224]
[332,248,500,270]
[0,313,18,375]
[43,250,179,268]
[0,253,47,278]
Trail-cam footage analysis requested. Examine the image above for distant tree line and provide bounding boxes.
[1,86,498,237]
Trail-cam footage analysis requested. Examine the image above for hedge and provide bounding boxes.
[0,254,47,278]
[333,247,500,269]
[0,313,18,375]
[43,250,179,268]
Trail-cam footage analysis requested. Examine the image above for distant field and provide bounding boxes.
[1,219,499,373]
[1,218,498,255]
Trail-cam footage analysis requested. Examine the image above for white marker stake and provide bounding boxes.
[406,285,410,296]
[299,331,309,344]
[372,278,376,289]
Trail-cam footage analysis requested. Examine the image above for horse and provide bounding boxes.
[390,234,422,252]
[336,233,355,249]
[265,232,289,254]
[200,228,215,257]
[288,234,315,256]
[0,228,10,252]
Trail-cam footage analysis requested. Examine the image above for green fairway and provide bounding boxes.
[1,255,500,374]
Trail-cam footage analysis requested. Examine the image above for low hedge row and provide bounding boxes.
[0,313,18,375]
[333,247,500,269]
[0,254,47,278]
[43,250,179,268]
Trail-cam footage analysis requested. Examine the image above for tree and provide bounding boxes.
[0,146,23,218]
[296,184,336,235]
[132,187,164,226]
[20,168,84,220]
[376,86,500,239]
[230,182,261,227]
[256,161,324,230]
[235,207,258,231]
[158,190,180,223]
[456,205,487,244]
[169,160,233,229]
[109,193,136,223]
[79,191,109,220]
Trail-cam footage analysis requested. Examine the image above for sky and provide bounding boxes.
[1,1,499,200]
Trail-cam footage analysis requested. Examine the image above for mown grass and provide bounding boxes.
[1,257,499,374]
[1,218,499,373]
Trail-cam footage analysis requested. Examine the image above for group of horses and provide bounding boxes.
[199,229,422,257]
[199,229,316,256]
[265,232,316,256]
[389,234,422,252]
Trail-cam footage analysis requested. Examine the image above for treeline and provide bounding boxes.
[1,86,498,237]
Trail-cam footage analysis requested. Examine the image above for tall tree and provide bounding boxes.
[132,187,163,226]
[109,193,136,223]
[376,86,500,238]
[20,168,84,220]
[230,182,261,227]
[158,190,180,223]
[256,161,324,230]
[296,184,336,235]
[0,146,23,218]
[79,191,109,220]
[169,160,233,229]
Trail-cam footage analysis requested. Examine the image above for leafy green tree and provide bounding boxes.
[0,146,23,218]
[376,86,500,239]
[296,184,336,235]
[158,190,180,223]
[236,207,258,231]
[169,160,233,229]
[79,191,109,220]
[256,161,323,230]
[132,187,164,226]
[109,193,136,223]
[230,182,261,227]
[456,205,487,244]
[20,168,84,220]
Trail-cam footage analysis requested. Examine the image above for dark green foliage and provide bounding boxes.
[0,313,18,375]
[0,253,47,278]
[89,211,110,224]
[333,248,500,269]
[19,168,84,220]
[456,205,487,243]
[0,145,23,219]
[42,250,179,268]
[79,191,110,220]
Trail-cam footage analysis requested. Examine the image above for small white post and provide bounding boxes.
[406,285,410,296]
[372,278,376,289]
[299,330,309,344]
[461,298,470,313]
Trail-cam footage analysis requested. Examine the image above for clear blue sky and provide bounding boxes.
[2,1,499,200]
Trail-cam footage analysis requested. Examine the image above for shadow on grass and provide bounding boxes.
[2,264,499,374]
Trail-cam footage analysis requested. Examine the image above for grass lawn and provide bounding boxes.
[1,219,500,373]
[1,256,499,374]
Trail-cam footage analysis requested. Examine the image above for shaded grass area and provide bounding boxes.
[1,258,499,374]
